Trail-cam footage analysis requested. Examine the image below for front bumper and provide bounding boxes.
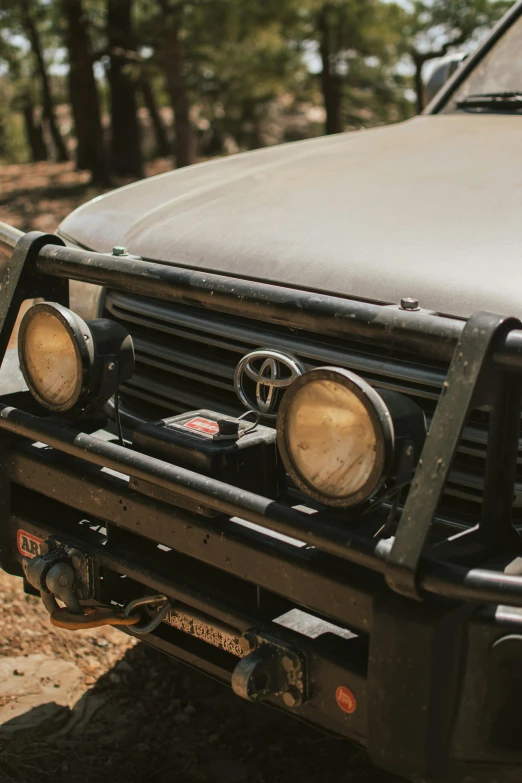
[2,226,522,781]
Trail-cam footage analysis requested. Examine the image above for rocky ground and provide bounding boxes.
[0,160,399,783]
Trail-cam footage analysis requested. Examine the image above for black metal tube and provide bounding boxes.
[36,243,464,362]
[34,242,522,370]
[0,404,384,572]
[4,403,522,608]
[8,447,376,631]
[0,222,23,278]
[421,561,522,606]
[0,221,23,253]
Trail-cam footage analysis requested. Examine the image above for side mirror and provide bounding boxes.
[423,52,467,105]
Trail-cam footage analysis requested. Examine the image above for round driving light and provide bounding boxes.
[277,367,392,506]
[24,314,80,407]
[18,302,134,413]
[277,367,425,508]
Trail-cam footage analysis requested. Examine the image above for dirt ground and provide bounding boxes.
[0,572,401,783]
[0,159,173,235]
[0,161,399,783]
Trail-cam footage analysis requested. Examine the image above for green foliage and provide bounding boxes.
[400,0,511,110]
[404,0,513,53]
[0,0,516,166]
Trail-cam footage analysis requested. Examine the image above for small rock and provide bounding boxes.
[115,661,132,673]
[173,712,189,724]
[208,732,219,743]
[93,637,109,648]
[108,673,121,685]
[60,762,70,774]
[184,703,196,714]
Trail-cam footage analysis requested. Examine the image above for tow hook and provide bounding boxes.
[22,541,167,631]
[232,631,308,708]
[23,544,90,616]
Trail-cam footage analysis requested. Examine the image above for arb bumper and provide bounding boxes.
[2,226,522,782]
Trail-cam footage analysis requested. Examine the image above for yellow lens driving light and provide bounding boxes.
[18,302,134,413]
[276,367,426,508]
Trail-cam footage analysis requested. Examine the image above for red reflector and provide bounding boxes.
[335,685,357,714]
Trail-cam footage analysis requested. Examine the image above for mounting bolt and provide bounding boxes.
[282,687,302,708]
[400,297,420,311]
[112,246,128,256]
[239,632,258,654]
[107,362,116,371]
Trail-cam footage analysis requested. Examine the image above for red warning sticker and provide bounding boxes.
[336,685,357,714]
[17,530,45,559]
[184,417,219,435]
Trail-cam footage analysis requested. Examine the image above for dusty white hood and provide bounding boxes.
[59,114,522,319]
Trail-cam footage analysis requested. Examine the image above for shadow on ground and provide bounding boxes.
[0,640,400,783]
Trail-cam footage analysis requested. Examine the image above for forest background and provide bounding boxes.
[0,0,514,188]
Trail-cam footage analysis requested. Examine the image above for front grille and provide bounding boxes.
[104,289,522,525]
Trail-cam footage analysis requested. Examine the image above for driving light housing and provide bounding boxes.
[18,302,134,413]
[276,367,426,507]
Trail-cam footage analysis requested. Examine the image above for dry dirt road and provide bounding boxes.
[0,160,399,783]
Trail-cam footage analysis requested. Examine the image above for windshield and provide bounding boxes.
[440,14,522,113]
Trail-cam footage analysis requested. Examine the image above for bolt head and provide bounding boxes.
[282,687,302,708]
[107,362,116,371]
[400,297,420,311]
[239,632,257,654]
[58,573,70,587]
[112,246,128,256]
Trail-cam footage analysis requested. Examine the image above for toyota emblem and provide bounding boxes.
[234,350,305,418]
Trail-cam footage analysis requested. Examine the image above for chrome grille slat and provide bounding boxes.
[135,354,234,393]
[106,292,446,392]
[133,336,236,379]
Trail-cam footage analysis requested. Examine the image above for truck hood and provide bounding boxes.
[59,114,522,319]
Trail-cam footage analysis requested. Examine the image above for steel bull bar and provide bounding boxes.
[3,228,522,780]
[1,401,522,610]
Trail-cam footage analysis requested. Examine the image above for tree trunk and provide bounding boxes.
[22,98,48,162]
[107,0,143,178]
[20,0,69,161]
[413,55,425,114]
[140,73,170,158]
[61,0,109,184]
[160,0,194,168]
[319,6,343,135]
